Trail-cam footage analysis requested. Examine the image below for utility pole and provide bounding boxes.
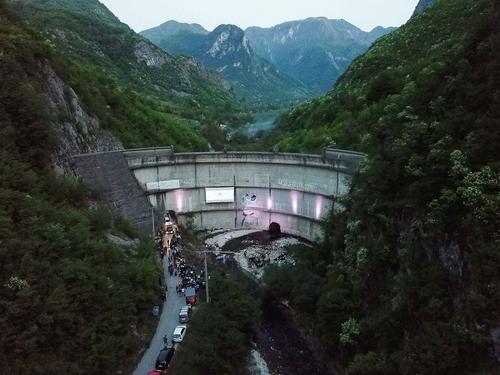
[151,207,155,237]
[182,247,237,305]
[204,250,210,303]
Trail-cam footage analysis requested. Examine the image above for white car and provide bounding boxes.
[172,325,187,343]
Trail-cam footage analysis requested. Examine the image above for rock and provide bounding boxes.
[41,61,123,174]
[491,326,500,362]
[269,222,281,234]
[134,40,171,67]
[106,233,139,248]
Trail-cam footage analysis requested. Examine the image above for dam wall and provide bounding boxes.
[124,149,364,241]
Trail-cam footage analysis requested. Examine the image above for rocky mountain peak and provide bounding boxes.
[207,24,252,59]
[212,23,244,35]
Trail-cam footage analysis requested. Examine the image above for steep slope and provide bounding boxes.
[141,23,313,106]
[266,0,500,373]
[0,2,160,374]
[246,18,395,95]
[412,0,438,16]
[7,0,248,150]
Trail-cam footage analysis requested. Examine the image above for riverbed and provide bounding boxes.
[257,302,327,375]
[210,230,327,375]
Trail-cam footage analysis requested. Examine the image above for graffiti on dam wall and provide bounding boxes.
[241,192,258,227]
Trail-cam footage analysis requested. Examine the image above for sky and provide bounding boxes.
[99,0,421,33]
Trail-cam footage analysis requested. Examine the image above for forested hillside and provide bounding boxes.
[0,2,162,373]
[265,0,500,372]
[6,0,248,150]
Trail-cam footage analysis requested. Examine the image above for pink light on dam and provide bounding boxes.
[175,189,184,212]
[315,195,323,219]
[267,197,272,210]
[291,190,298,214]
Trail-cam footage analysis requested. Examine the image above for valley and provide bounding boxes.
[0,0,499,374]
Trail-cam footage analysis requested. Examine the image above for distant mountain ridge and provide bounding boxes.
[142,23,312,106]
[141,20,208,42]
[245,18,396,94]
[142,17,395,99]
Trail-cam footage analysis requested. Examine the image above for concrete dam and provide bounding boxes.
[74,148,365,241]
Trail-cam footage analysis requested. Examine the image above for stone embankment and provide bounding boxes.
[73,151,155,234]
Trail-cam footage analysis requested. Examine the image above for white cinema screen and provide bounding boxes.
[205,187,235,203]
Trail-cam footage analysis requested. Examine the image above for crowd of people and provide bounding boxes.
[169,248,204,296]
[154,217,204,302]
[157,231,181,259]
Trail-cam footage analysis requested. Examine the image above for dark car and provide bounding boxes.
[155,346,175,370]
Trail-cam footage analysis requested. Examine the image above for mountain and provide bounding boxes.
[141,23,312,106]
[141,19,208,41]
[245,18,395,95]
[267,0,500,372]
[412,0,438,16]
[6,0,249,151]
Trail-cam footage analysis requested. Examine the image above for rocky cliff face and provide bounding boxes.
[40,61,122,174]
[134,40,171,67]
[412,0,438,16]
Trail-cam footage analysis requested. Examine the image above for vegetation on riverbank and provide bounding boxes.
[169,259,261,375]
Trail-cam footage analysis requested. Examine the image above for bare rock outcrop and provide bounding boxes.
[40,61,123,174]
[134,40,171,67]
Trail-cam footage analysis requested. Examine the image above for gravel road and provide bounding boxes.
[133,257,185,375]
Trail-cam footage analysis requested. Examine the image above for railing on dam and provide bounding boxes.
[123,147,366,174]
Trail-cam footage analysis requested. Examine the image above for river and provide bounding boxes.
[256,301,327,375]
[242,110,282,136]
[215,230,327,375]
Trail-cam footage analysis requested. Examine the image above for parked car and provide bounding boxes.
[155,346,175,371]
[184,287,198,305]
[172,325,187,343]
[179,305,192,323]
